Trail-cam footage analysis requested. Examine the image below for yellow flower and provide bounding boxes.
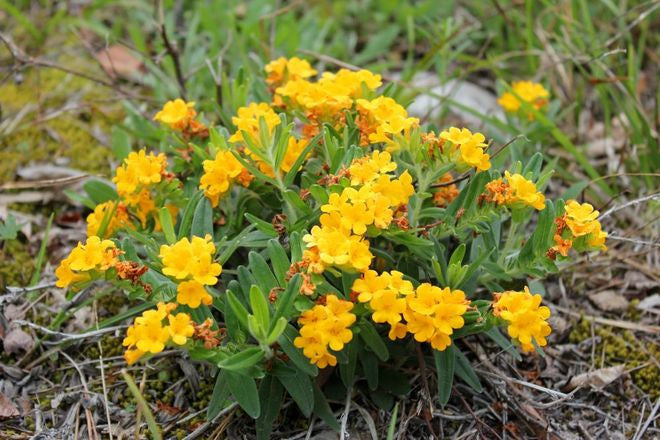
[371,289,406,325]
[587,222,608,251]
[167,313,195,345]
[563,200,600,237]
[402,284,469,351]
[440,127,491,171]
[86,201,132,238]
[124,348,145,365]
[66,236,119,272]
[54,257,88,288]
[153,99,196,130]
[504,171,545,210]
[348,150,397,185]
[356,97,419,145]
[294,295,356,367]
[493,287,551,352]
[484,172,545,210]
[228,102,281,144]
[159,235,222,285]
[388,322,408,340]
[177,280,213,308]
[199,150,250,207]
[113,149,167,198]
[498,81,549,118]
[133,309,171,354]
[265,57,317,86]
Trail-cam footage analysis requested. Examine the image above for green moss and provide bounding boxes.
[569,318,659,400]
[0,239,34,285]
[0,56,124,182]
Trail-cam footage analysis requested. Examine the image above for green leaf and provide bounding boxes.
[83,180,118,204]
[485,328,522,361]
[226,290,249,329]
[256,376,284,440]
[357,320,389,362]
[359,350,379,391]
[386,402,399,440]
[177,191,204,239]
[270,274,301,328]
[453,348,482,393]
[158,207,176,244]
[226,371,260,419]
[110,127,131,160]
[267,239,290,286]
[217,347,264,371]
[313,383,340,432]
[433,346,455,406]
[249,284,271,332]
[121,369,162,440]
[448,244,466,267]
[245,213,279,237]
[278,372,315,418]
[207,371,231,420]
[248,251,279,293]
[266,317,288,345]
[339,340,359,387]
[0,215,21,240]
[191,197,214,239]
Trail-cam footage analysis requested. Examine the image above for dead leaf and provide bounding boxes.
[637,294,660,310]
[588,290,629,312]
[95,45,143,78]
[2,327,34,355]
[567,365,625,390]
[0,393,19,419]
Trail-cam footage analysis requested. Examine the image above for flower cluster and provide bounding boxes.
[159,235,221,283]
[355,96,419,146]
[423,127,491,172]
[293,295,356,367]
[275,68,382,137]
[353,272,469,351]
[265,56,317,87]
[498,81,549,119]
[302,151,413,274]
[55,236,121,288]
[153,99,207,137]
[199,150,252,207]
[484,171,546,210]
[122,302,195,365]
[550,199,608,256]
[86,201,132,238]
[493,287,551,352]
[112,149,177,228]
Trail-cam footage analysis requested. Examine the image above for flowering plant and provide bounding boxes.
[58,57,607,434]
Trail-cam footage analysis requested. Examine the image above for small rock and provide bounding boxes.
[588,290,629,312]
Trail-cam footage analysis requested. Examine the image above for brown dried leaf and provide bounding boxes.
[95,45,143,78]
[567,365,625,390]
[2,327,34,355]
[0,393,19,419]
[588,290,629,312]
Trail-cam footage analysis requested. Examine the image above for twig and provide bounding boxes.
[61,351,98,440]
[607,235,660,247]
[632,398,660,440]
[550,304,660,334]
[158,0,187,99]
[95,303,113,440]
[13,320,125,343]
[599,192,660,220]
[340,386,352,440]
[415,344,438,439]
[0,174,89,190]
[456,390,502,440]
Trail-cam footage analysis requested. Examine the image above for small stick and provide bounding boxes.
[158,0,187,99]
